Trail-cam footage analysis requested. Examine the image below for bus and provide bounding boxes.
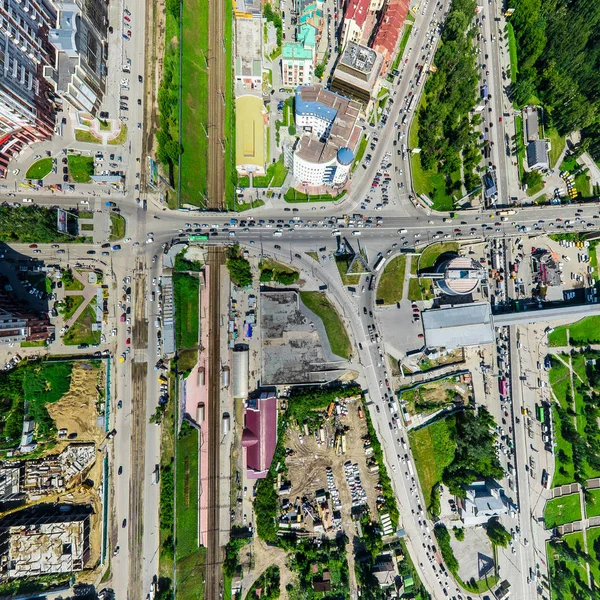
[374,256,386,272]
[189,234,209,241]
[535,404,545,423]
[496,210,516,217]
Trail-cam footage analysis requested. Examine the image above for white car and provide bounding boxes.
[22,198,33,203]
[80,199,89,205]
[12,169,19,175]
[146,238,154,244]
[124,237,132,243]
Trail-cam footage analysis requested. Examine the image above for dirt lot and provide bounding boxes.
[45,361,106,570]
[402,376,470,417]
[47,361,106,446]
[285,398,380,526]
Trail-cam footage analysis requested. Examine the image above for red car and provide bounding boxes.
[499,117,503,122]
[418,333,424,338]
[125,338,131,345]
[29,244,37,248]
[120,313,126,322]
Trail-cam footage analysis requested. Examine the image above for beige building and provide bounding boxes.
[235,95,266,177]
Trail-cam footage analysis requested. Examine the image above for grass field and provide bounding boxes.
[109,214,126,241]
[526,181,545,197]
[560,156,579,173]
[108,124,128,146]
[68,155,94,183]
[417,242,459,272]
[407,277,434,301]
[252,158,288,188]
[62,295,84,321]
[409,97,458,212]
[575,172,592,198]
[548,328,568,348]
[300,291,351,360]
[506,23,518,84]
[224,0,236,209]
[63,301,100,346]
[548,128,566,168]
[586,527,600,584]
[25,158,52,180]
[550,316,600,347]
[514,115,525,180]
[544,494,582,529]
[180,0,209,206]
[408,417,456,509]
[173,273,199,349]
[586,489,600,518]
[376,255,406,305]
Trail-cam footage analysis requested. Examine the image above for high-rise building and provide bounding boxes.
[45,0,108,116]
[0,0,58,177]
[0,284,54,344]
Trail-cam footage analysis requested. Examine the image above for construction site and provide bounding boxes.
[277,396,386,536]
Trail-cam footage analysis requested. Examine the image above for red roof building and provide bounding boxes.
[341,0,371,48]
[242,393,278,479]
[371,0,410,70]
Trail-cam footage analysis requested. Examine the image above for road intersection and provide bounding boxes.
[0,0,596,597]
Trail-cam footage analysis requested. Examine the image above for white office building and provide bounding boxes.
[290,85,362,187]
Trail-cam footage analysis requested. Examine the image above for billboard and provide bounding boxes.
[147,156,159,190]
[57,209,68,234]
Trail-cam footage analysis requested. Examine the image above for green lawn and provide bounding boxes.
[26,158,53,180]
[109,214,126,241]
[544,494,582,529]
[300,292,351,360]
[560,155,579,173]
[551,316,600,346]
[224,0,236,209]
[62,295,84,321]
[548,128,566,168]
[108,124,128,146]
[548,327,568,347]
[586,527,600,584]
[526,181,545,196]
[68,155,94,183]
[175,424,205,600]
[180,0,209,206]
[390,25,413,72]
[252,158,288,188]
[335,256,361,286]
[409,96,458,211]
[175,424,199,559]
[407,277,434,301]
[408,417,457,509]
[75,130,101,144]
[514,115,525,180]
[575,172,592,198]
[376,255,406,305]
[238,176,250,188]
[173,273,200,349]
[284,188,345,203]
[352,135,368,171]
[63,301,100,346]
[417,242,459,272]
[506,23,518,84]
[586,489,600,518]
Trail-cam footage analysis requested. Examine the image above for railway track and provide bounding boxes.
[205,247,225,600]
[206,0,226,209]
[129,360,148,600]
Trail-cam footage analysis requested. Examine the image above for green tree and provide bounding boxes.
[524,169,543,188]
[486,517,512,548]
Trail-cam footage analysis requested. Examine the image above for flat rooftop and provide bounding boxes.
[422,303,494,349]
[235,18,262,76]
[235,95,265,169]
[260,291,347,384]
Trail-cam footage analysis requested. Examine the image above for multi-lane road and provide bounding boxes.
[2,0,597,596]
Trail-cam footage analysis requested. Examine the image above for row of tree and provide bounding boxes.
[416,0,481,194]
[441,407,504,495]
[509,0,600,160]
